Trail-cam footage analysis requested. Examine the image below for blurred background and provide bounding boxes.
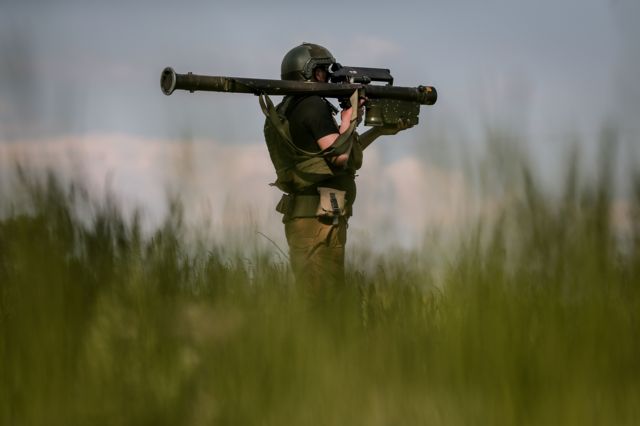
[3,2,640,424]
[1,0,638,249]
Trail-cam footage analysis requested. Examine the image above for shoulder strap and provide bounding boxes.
[259,93,292,143]
[321,90,359,156]
[259,94,323,158]
[258,91,358,158]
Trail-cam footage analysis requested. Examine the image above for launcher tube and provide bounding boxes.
[161,67,437,105]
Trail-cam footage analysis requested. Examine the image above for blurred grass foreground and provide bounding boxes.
[1,148,640,426]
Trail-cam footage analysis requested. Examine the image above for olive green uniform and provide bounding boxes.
[263,42,360,292]
[280,94,356,289]
[285,216,348,291]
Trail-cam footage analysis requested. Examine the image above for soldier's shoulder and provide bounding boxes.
[298,95,327,105]
[295,96,333,112]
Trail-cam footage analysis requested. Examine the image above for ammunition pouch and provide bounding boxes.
[316,187,347,218]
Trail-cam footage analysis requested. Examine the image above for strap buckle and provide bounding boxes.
[329,192,340,225]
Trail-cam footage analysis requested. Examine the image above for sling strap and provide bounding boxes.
[258,91,358,159]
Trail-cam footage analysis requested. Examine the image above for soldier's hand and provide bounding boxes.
[340,107,353,123]
[341,98,366,125]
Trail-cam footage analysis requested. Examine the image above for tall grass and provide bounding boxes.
[1,147,639,425]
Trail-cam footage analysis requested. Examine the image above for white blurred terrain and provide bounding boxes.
[0,134,482,251]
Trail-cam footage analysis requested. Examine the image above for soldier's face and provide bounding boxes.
[313,67,328,83]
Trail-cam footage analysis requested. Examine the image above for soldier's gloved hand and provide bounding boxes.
[374,118,414,136]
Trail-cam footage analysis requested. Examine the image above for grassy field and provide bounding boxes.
[1,153,639,425]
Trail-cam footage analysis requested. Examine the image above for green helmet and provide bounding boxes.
[281,43,336,81]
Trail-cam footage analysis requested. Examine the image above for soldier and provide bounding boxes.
[264,42,410,294]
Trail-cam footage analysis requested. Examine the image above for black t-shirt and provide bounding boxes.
[287,96,339,153]
[286,96,357,207]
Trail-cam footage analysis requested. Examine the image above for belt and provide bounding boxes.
[276,193,352,220]
[276,194,320,218]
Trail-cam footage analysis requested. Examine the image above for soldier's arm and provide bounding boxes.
[316,104,357,167]
[358,119,414,151]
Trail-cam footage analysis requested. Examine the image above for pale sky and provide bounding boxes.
[2,0,638,141]
[1,0,638,249]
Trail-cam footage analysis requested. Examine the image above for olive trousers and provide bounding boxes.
[284,216,348,292]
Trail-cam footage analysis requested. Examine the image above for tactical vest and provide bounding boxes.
[260,93,360,195]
